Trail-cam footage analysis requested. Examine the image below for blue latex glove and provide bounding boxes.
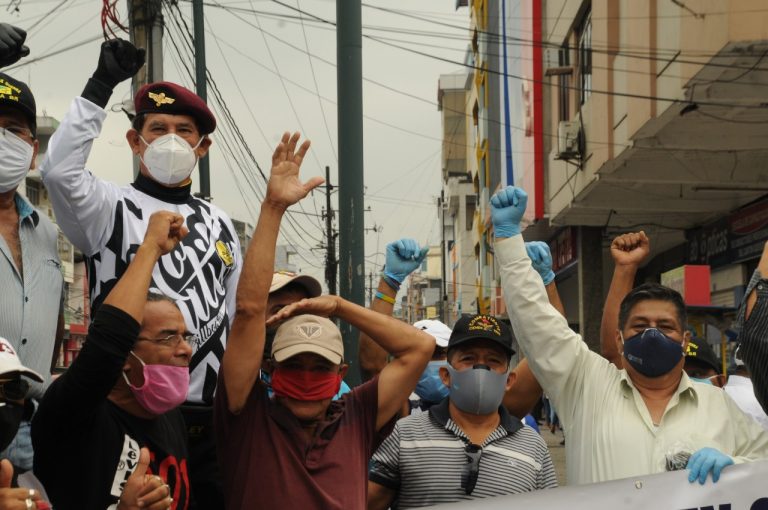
[526,241,555,285]
[383,239,429,284]
[490,186,528,238]
[686,447,734,484]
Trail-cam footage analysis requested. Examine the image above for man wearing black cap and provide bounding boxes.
[39,39,241,508]
[0,23,64,474]
[368,314,557,509]
[684,337,726,387]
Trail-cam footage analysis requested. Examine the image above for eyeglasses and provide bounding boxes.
[0,379,29,401]
[0,126,33,140]
[461,443,482,495]
[137,333,194,349]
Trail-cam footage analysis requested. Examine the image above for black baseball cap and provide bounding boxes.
[448,314,515,356]
[0,73,35,136]
[685,337,721,375]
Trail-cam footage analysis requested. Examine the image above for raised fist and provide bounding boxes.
[610,231,650,268]
[92,38,146,89]
[383,239,429,284]
[0,23,29,68]
[526,241,555,285]
[490,186,528,238]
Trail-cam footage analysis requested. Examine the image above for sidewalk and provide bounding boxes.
[539,426,567,486]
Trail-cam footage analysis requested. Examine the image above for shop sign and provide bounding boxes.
[686,197,768,267]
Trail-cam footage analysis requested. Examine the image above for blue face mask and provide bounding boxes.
[622,328,684,378]
[415,360,450,403]
[690,377,714,385]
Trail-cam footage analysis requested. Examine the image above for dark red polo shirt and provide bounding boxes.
[214,374,382,510]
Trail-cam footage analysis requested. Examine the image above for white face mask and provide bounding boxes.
[0,129,33,193]
[139,133,204,186]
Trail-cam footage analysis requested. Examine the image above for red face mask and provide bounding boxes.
[271,367,343,401]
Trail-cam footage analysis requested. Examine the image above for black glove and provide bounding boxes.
[0,23,29,68]
[92,38,145,89]
[83,38,145,108]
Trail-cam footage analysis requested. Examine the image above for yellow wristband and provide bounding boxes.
[375,291,396,304]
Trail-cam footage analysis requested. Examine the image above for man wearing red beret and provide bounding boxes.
[39,39,241,509]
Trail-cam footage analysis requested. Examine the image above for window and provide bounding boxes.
[577,10,592,105]
[465,195,476,231]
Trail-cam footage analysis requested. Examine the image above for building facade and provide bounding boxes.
[438,0,768,359]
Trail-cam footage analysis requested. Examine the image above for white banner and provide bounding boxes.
[427,461,768,509]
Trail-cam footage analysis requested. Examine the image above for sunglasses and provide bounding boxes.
[461,443,483,495]
[0,379,29,401]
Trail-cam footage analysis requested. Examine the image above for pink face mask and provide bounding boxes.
[122,351,190,415]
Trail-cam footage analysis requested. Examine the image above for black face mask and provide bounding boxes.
[0,402,23,451]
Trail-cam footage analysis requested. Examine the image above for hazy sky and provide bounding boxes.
[7,0,471,291]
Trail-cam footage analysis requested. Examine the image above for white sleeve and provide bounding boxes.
[40,96,120,256]
[495,235,605,421]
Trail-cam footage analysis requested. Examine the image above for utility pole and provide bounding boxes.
[192,0,211,201]
[128,0,163,178]
[337,1,364,386]
[323,166,337,295]
[439,190,448,323]
[128,0,163,89]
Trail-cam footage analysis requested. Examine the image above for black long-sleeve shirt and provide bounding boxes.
[32,305,189,510]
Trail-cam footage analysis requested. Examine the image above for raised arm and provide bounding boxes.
[40,39,145,255]
[491,187,601,414]
[34,211,185,427]
[267,296,434,431]
[222,133,322,413]
[102,211,186,320]
[502,242,564,418]
[599,232,650,368]
[359,239,428,381]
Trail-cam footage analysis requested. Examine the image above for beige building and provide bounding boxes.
[540,0,768,347]
[438,0,768,352]
[439,70,478,325]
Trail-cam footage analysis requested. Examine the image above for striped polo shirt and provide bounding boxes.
[369,398,557,508]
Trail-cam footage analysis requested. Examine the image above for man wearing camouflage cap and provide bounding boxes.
[39,38,241,508]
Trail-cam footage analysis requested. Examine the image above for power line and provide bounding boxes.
[208,1,637,154]
[4,34,102,71]
[296,0,337,162]
[164,2,325,264]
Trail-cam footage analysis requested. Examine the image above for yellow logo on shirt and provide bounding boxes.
[216,240,234,267]
[148,91,176,107]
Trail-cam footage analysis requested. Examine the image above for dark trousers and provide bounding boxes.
[181,405,225,510]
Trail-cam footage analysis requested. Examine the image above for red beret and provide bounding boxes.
[134,81,216,134]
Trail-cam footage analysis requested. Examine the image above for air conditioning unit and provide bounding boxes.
[557,121,581,160]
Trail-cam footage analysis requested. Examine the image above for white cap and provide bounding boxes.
[0,337,43,382]
[413,319,452,348]
[270,271,322,298]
